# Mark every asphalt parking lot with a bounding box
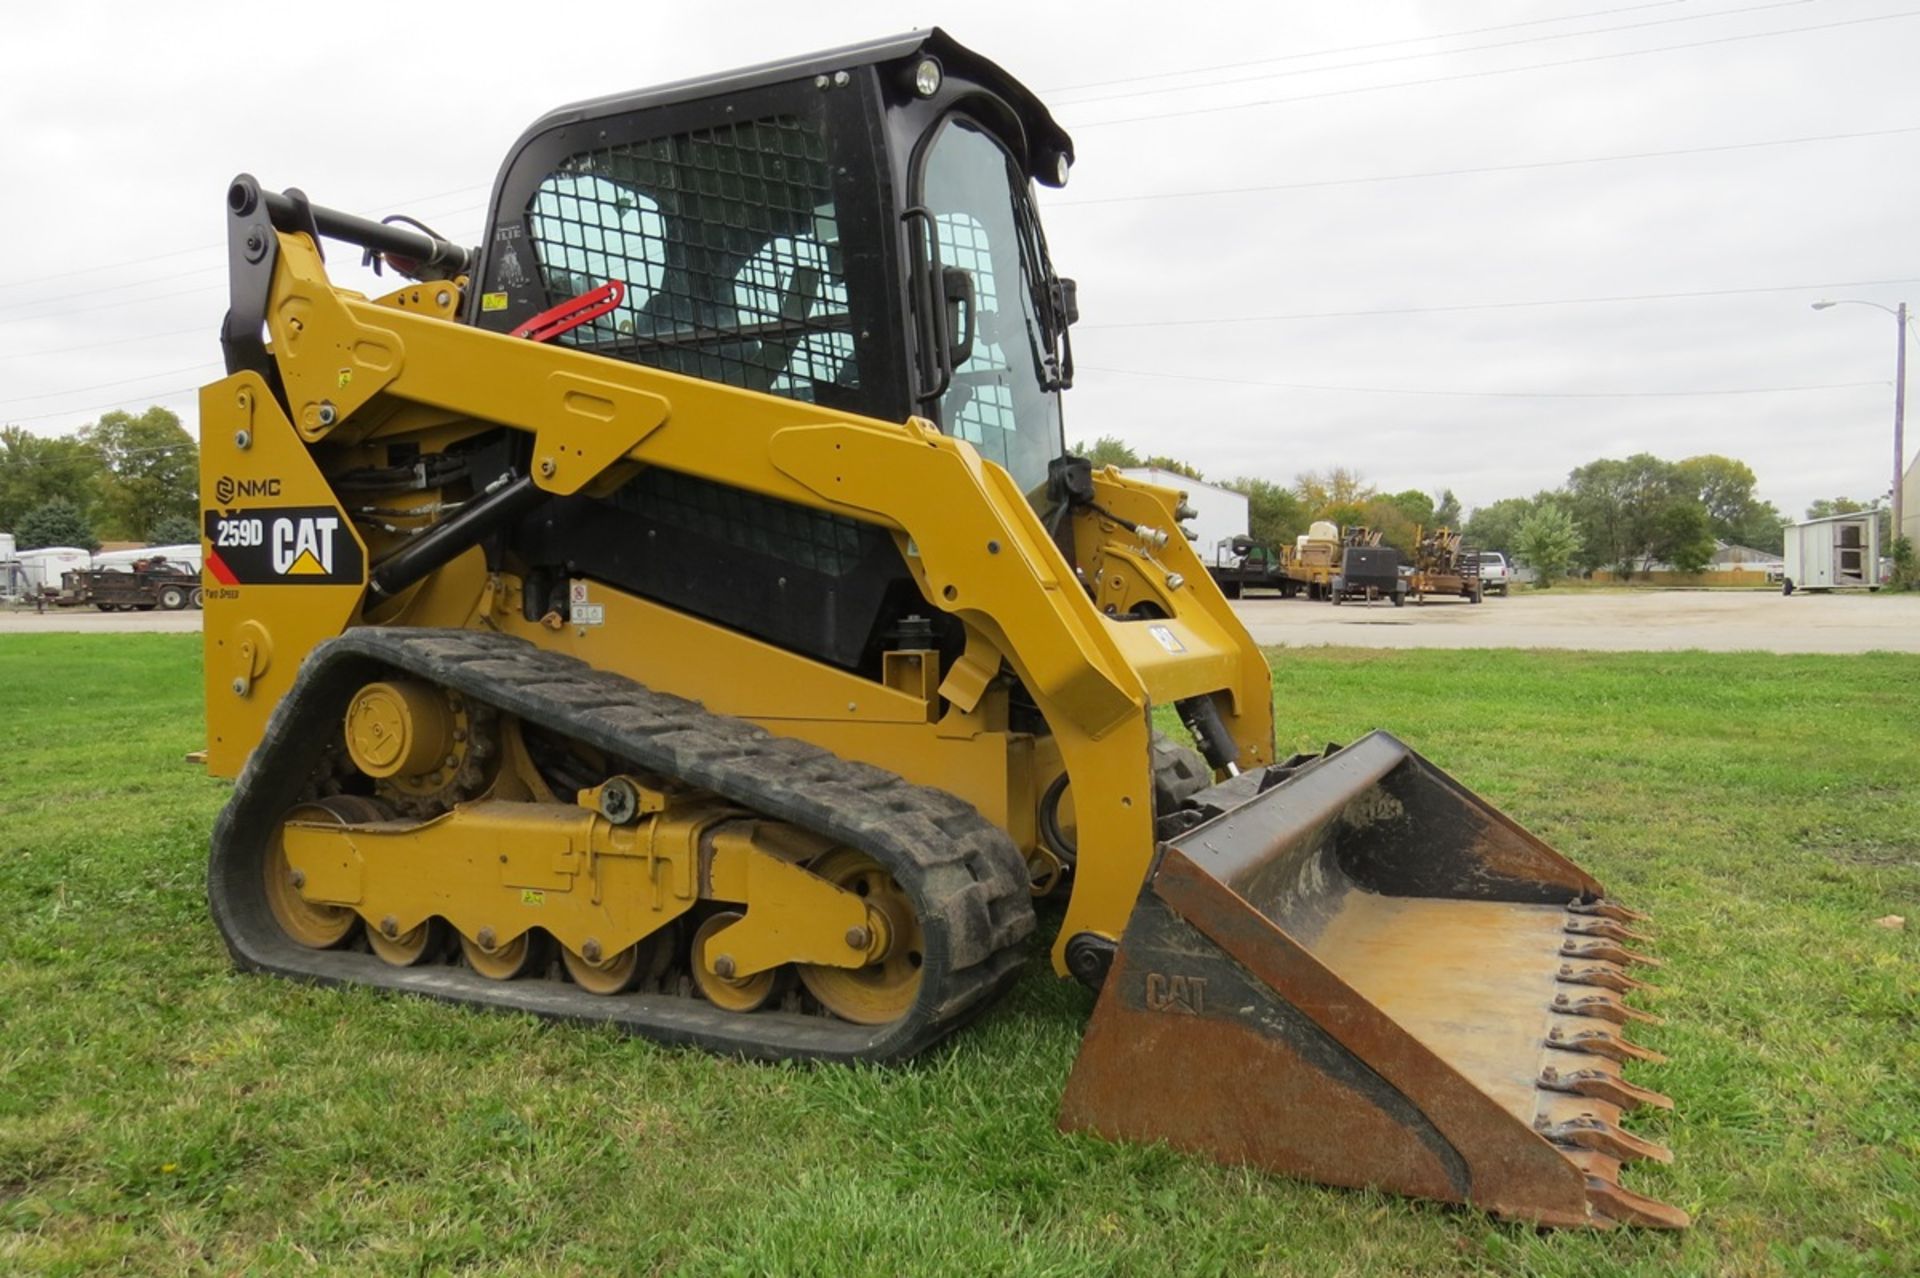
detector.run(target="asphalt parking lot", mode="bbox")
[5,589,1918,653]
[1231,587,1920,653]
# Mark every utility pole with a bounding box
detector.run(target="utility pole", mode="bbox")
[1895,302,1907,546]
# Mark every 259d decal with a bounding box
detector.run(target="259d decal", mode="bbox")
[204,507,364,586]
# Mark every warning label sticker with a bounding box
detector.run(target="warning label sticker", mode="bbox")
[1148,624,1187,654]
[569,579,605,627]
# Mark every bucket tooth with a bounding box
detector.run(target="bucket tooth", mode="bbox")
[1539,1065,1675,1112]
[1058,731,1688,1230]
[1583,1176,1691,1230]
[1550,991,1662,1025]
[1563,916,1652,944]
[1567,898,1649,924]
[1561,938,1662,968]
[1546,1024,1668,1065]
[1557,961,1658,996]
[1536,1114,1674,1165]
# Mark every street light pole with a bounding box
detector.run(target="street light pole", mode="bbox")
[1812,298,1911,546]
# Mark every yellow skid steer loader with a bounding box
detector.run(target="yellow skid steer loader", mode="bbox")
[198,31,1682,1228]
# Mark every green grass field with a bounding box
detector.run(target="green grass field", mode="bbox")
[1,636,1914,1276]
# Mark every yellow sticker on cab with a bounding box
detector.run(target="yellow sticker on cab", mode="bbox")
[482,292,510,312]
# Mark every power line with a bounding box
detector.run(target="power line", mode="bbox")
[1057,0,1813,109]
[1049,125,1920,207]
[0,182,490,292]
[3,283,228,325]
[9,263,227,312]
[1040,1,1690,94]
[1076,277,1920,330]
[1065,9,1920,130]
[1077,363,1886,400]
[4,385,204,425]
[0,200,490,320]
[0,363,224,410]
[0,325,208,365]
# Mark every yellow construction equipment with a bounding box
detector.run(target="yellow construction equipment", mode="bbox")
[198,31,1682,1228]
[1409,525,1487,604]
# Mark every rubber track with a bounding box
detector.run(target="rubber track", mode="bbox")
[208,627,1036,1063]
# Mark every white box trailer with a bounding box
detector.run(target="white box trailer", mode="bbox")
[15,547,92,594]
[1783,512,1880,593]
[93,543,203,574]
[1117,468,1250,564]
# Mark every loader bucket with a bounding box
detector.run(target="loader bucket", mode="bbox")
[1059,731,1686,1229]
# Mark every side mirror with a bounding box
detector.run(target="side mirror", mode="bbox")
[941,266,975,369]
[1054,277,1079,327]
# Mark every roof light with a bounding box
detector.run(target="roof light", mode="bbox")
[914,58,943,98]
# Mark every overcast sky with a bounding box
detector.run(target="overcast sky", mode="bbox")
[4,0,1917,521]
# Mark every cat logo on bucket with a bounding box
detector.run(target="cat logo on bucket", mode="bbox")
[203,505,364,587]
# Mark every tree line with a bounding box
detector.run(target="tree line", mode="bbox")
[1078,438,1463,564]
[1,408,199,551]
[1074,436,1897,587]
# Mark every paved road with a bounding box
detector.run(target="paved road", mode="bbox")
[5,590,1917,653]
[1231,588,1920,653]
[0,608,203,634]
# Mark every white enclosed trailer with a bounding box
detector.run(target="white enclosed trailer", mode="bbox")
[16,547,92,594]
[1782,512,1880,593]
[1117,468,1250,564]
[93,543,204,574]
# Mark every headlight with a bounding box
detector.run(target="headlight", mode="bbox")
[1054,152,1071,187]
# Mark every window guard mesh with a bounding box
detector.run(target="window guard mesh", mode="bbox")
[525,115,857,403]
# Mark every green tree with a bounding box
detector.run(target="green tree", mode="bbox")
[1431,489,1463,529]
[1142,455,1204,480]
[1673,454,1786,552]
[1805,497,1892,548]
[1226,477,1308,551]
[1318,500,1373,534]
[1566,454,1683,575]
[1514,503,1581,586]
[148,513,202,545]
[1729,501,1787,555]
[17,498,99,551]
[80,407,197,541]
[1674,455,1756,532]
[1381,489,1435,529]
[0,426,101,531]
[1073,435,1141,469]
[1652,500,1717,574]
[1360,497,1419,554]
[1294,467,1374,512]
[1462,495,1540,554]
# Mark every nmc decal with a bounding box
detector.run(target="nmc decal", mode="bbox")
[204,506,365,586]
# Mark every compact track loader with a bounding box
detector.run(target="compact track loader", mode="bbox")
[200,30,1683,1228]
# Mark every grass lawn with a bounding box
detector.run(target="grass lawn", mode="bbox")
[0,635,1914,1276]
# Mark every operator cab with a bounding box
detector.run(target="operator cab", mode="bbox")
[471,30,1075,498]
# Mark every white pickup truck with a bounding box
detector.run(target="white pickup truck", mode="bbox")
[1477,551,1512,596]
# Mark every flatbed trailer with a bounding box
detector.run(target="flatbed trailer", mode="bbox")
[1206,541,1298,599]
[59,565,203,612]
